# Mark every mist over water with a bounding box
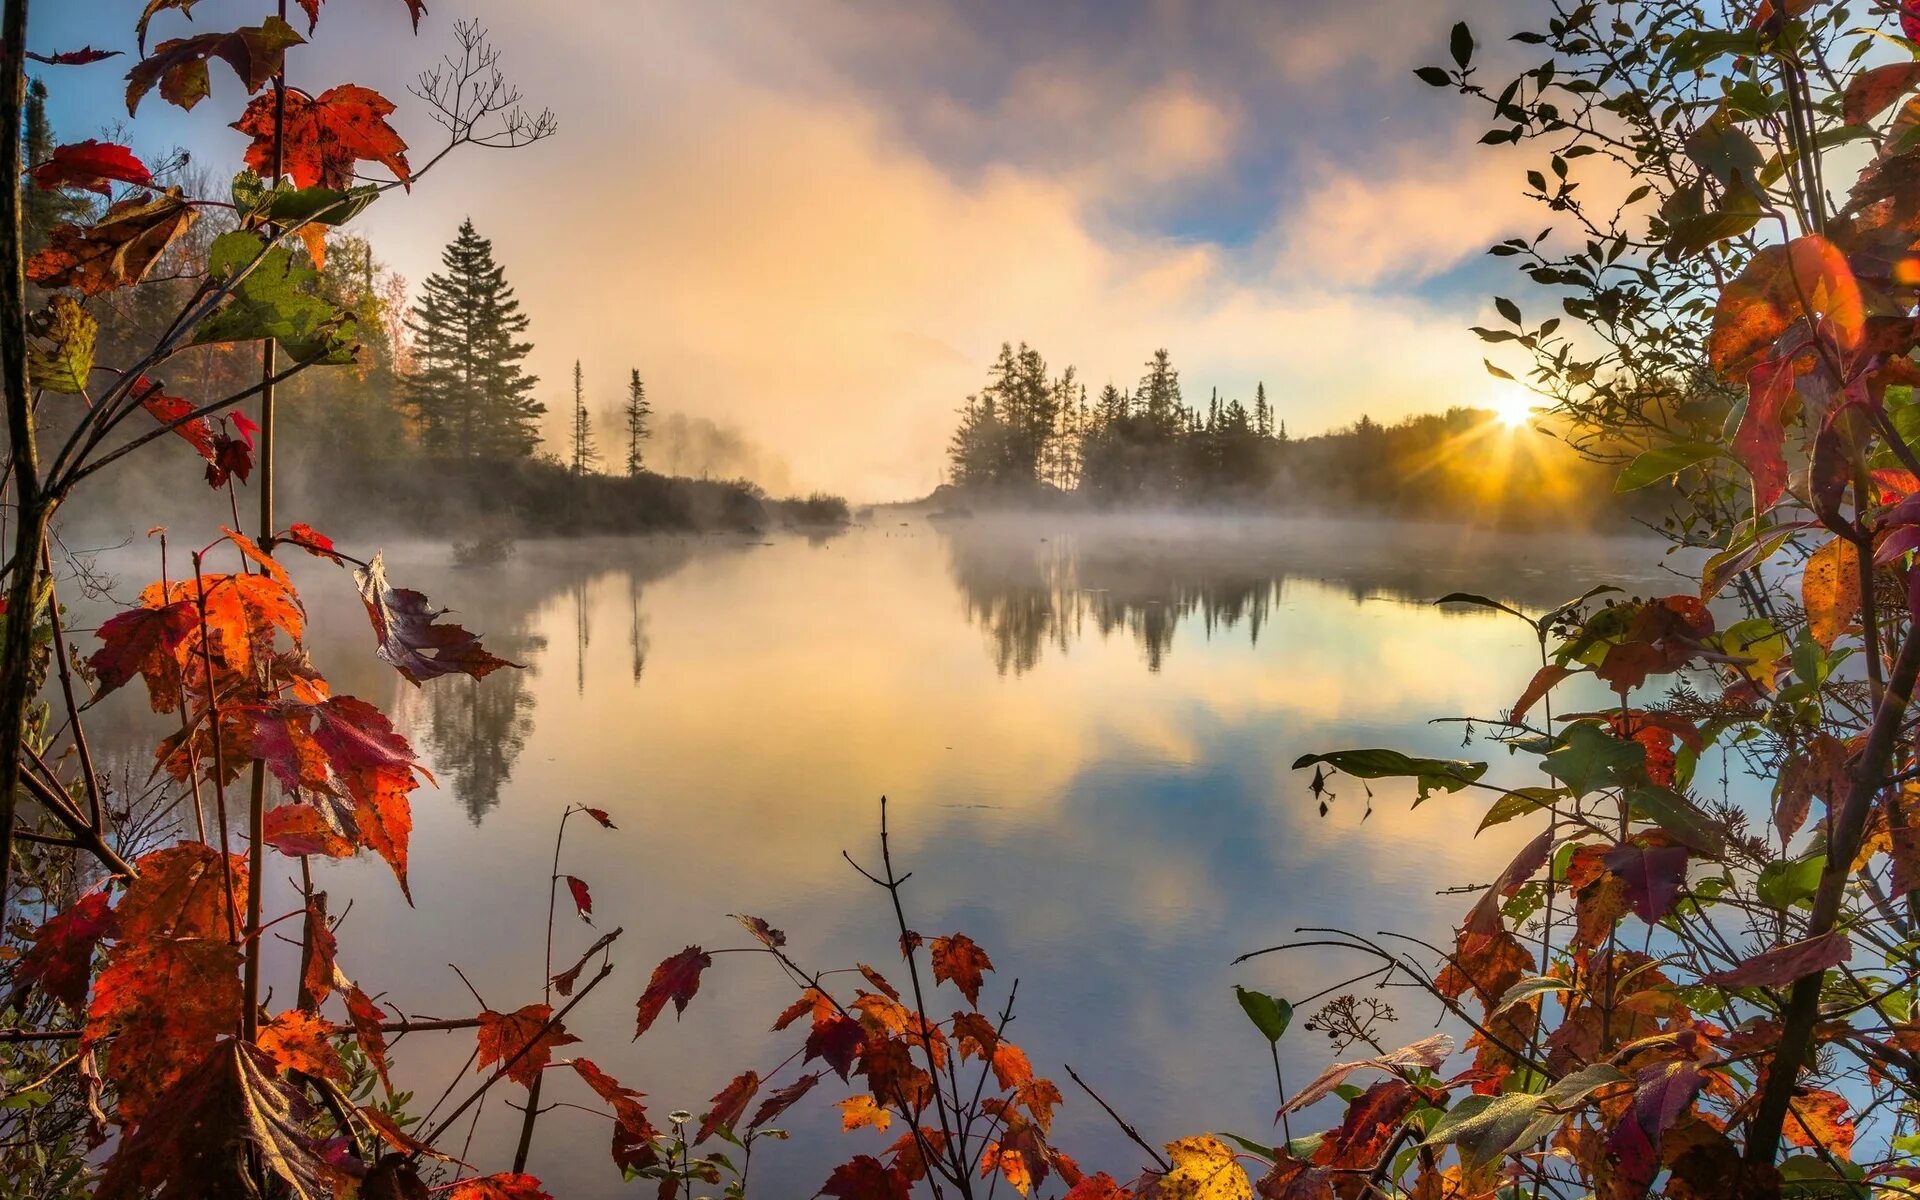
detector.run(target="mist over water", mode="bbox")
[70,514,1681,1195]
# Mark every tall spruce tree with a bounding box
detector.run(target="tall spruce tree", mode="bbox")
[624,369,651,475]
[404,219,544,459]
[570,360,598,474]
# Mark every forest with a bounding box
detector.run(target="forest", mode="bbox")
[9,1,1920,1199]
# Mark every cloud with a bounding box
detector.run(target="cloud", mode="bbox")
[51,0,1540,500]
[1264,137,1540,290]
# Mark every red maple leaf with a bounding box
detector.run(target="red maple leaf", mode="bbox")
[12,890,113,1010]
[820,1155,912,1200]
[33,141,153,196]
[28,47,123,66]
[696,1070,760,1144]
[564,875,593,923]
[634,946,711,1037]
[90,600,195,708]
[133,378,217,462]
[569,1058,657,1168]
[234,83,411,190]
[749,1072,819,1128]
[805,1014,867,1081]
[446,1174,554,1200]
[476,1003,580,1088]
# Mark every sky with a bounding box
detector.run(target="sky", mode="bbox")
[41,0,1546,500]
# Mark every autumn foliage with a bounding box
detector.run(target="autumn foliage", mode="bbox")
[18,1,1920,1199]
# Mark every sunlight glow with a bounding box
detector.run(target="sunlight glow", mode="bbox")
[1488,387,1535,429]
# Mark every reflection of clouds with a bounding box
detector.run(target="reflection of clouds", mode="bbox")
[75,525,1661,1193]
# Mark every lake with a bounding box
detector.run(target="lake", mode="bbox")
[74,513,1680,1195]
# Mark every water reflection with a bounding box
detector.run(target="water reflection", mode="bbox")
[420,628,542,822]
[66,516,1685,1197]
[941,514,1672,676]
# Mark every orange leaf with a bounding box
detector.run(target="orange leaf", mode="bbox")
[344,985,392,1094]
[930,933,993,1006]
[1709,236,1863,381]
[301,896,340,1003]
[257,1008,347,1082]
[476,1003,580,1089]
[85,938,243,1125]
[27,188,196,295]
[233,83,410,190]
[841,1094,893,1132]
[1785,1087,1856,1158]
[1802,536,1861,649]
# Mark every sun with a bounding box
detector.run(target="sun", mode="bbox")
[1488,387,1534,429]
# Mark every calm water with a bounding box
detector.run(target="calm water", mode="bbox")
[77,514,1680,1194]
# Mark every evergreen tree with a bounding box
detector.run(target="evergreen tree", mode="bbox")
[624,368,652,475]
[1254,381,1273,439]
[404,219,544,459]
[24,78,87,256]
[1135,348,1184,443]
[570,360,598,474]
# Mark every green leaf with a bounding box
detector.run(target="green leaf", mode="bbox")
[1616,442,1722,491]
[1424,1092,1556,1172]
[1627,786,1727,858]
[1414,66,1452,87]
[26,295,96,395]
[1478,787,1564,833]
[1542,722,1644,797]
[1234,986,1293,1044]
[191,229,359,364]
[1495,295,1522,325]
[1757,855,1824,910]
[1219,1132,1279,1162]
[1292,749,1487,803]
[232,171,379,229]
[1538,1063,1629,1107]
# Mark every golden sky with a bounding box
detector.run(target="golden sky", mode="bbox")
[50,0,1547,499]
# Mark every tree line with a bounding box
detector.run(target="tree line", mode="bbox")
[943,342,1643,525]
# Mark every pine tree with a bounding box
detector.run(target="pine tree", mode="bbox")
[1254,381,1273,439]
[623,369,652,475]
[570,360,598,474]
[404,219,544,459]
[1135,349,1183,443]
[23,78,86,256]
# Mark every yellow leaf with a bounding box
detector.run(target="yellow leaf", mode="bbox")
[839,1094,892,1133]
[1801,536,1859,650]
[1155,1135,1253,1200]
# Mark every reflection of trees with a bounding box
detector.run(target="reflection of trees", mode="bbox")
[629,576,649,682]
[425,629,543,823]
[952,535,1275,674]
[940,517,1668,675]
